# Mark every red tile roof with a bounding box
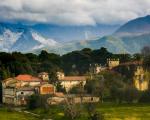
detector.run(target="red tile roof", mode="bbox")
[60,76,86,81]
[15,74,41,81]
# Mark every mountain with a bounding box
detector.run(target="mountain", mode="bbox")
[38,15,150,54]
[115,15,150,36]
[0,22,119,52]
[32,24,119,42]
[0,15,150,54]
[0,23,58,52]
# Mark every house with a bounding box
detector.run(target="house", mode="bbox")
[2,73,55,106]
[38,72,49,81]
[89,64,107,74]
[57,72,87,92]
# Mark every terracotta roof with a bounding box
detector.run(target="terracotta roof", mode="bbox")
[60,76,86,81]
[15,74,41,81]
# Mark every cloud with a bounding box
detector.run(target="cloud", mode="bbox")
[0,0,149,25]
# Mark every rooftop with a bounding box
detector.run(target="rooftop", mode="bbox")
[119,61,143,66]
[15,74,41,81]
[60,76,86,81]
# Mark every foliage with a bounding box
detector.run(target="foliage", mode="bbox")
[64,102,81,120]
[0,82,2,103]
[86,103,104,120]
[0,47,135,80]
[139,90,150,103]
[142,46,150,70]
[85,71,140,103]
[123,86,139,103]
[27,94,40,110]
[85,75,104,99]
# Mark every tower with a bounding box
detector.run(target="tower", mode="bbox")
[107,58,120,69]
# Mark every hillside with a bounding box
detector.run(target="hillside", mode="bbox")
[47,15,150,54]
[115,15,150,36]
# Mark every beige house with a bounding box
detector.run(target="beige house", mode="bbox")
[2,73,55,106]
[57,72,87,92]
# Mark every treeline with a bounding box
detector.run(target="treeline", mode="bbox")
[0,47,144,80]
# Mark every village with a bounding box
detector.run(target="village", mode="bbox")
[0,47,149,120]
[1,58,148,107]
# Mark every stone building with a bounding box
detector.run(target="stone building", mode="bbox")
[89,64,106,74]
[2,73,55,106]
[57,72,87,92]
[107,58,120,69]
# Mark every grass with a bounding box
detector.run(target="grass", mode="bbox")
[97,103,150,120]
[0,107,39,120]
[1,103,150,120]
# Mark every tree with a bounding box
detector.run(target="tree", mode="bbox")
[56,81,66,93]
[139,90,150,103]
[110,86,125,103]
[64,98,81,120]
[86,103,104,120]
[143,55,150,70]
[85,75,105,102]
[133,53,142,61]
[0,82,2,103]
[25,53,38,63]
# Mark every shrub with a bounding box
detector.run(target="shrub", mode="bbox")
[124,86,139,103]
[27,95,40,110]
[139,90,150,103]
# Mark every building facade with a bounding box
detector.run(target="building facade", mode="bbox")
[2,73,55,106]
[89,64,106,74]
[107,58,120,69]
[57,72,87,92]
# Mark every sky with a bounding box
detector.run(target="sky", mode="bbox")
[0,0,150,26]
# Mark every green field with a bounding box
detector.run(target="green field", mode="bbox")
[1,103,150,120]
[97,103,150,120]
[0,107,38,120]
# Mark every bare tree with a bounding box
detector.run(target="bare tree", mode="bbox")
[64,97,81,120]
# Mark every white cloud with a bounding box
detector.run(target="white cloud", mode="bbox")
[0,0,149,25]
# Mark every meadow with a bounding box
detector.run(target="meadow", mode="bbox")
[0,103,150,120]
[0,107,39,120]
